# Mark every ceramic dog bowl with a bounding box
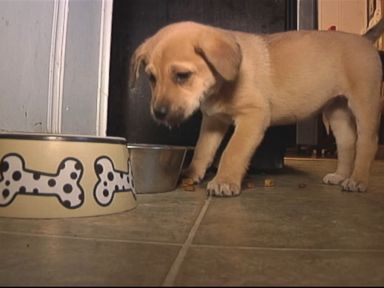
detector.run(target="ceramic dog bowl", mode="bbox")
[0,133,136,218]
[127,144,191,193]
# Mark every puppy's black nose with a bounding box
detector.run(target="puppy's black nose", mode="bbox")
[153,105,169,120]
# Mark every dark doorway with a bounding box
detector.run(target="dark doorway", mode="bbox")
[108,0,297,169]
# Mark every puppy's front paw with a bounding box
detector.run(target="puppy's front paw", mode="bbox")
[322,173,346,185]
[341,178,367,192]
[207,177,241,197]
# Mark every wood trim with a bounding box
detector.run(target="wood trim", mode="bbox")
[96,0,113,137]
[47,0,69,133]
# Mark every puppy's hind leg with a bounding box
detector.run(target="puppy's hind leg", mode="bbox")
[341,91,381,192]
[322,98,356,186]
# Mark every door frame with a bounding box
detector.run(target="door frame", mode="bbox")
[47,0,113,136]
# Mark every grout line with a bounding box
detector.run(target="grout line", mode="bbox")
[191,243,384,253]
[0,230,181,247]
[2,227,383,255]
[162,195,212,287]
[3,229,382,254]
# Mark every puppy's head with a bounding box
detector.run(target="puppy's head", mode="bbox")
[129,22,242,128]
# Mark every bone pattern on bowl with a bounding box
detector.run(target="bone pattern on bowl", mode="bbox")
[0,153,136,209]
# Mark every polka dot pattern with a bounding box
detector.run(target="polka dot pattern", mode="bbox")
[94,157,135,206]
[0,154,84,209]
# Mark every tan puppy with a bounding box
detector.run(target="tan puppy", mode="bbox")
[130,20,384,197]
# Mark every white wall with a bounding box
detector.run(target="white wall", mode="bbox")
[0,0,54,133]
[0,0,112,136]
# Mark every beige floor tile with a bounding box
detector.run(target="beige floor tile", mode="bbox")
[194,160,384,249]
[0,188,206,244]
[0,233,179,286]
[175,246,384,286]
[1,158,384,286]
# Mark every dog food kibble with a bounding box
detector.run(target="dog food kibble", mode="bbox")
[246,181,256,189]
[183,185,195,191]
[181,178,194,186]
[264,178,274,187]
[180,178,195,191]
[298,183,307,189]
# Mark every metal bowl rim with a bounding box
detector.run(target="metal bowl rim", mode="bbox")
[127,143,194,151]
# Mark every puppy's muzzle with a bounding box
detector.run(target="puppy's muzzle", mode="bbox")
[152,103,185,128]
[153,105,169,121]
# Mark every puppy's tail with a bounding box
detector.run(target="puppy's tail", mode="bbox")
[364,17,384,42]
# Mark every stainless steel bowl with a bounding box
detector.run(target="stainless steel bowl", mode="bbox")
[127,144,192,193]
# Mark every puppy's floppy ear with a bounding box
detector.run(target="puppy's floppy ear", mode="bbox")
[129,39,151,90]
[195,29,242,81]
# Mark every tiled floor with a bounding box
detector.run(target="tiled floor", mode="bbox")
[1,158,384,286]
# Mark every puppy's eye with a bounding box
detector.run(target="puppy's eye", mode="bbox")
[174,71,192,84]
[148,73,156,85]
